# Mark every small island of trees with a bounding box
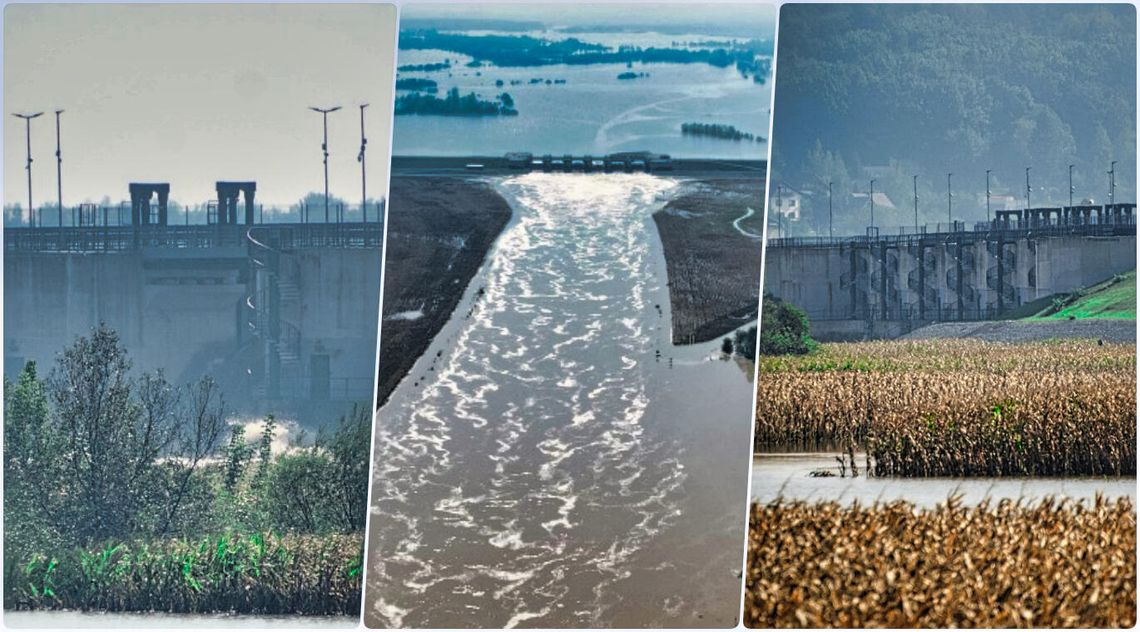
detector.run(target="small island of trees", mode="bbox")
[681,122,764,142]
[394,87,519,116]
[396,61,451,72]
[395,77,439,92]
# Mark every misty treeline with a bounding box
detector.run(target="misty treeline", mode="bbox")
[3,324,370,561]
[770,4,1136,236]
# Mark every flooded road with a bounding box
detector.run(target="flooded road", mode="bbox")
[752,453,1137,508]
[365,173,754,628]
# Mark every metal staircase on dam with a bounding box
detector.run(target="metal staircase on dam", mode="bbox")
[245,226,304,401]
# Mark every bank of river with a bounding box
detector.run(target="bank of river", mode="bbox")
[752,452,1136,508]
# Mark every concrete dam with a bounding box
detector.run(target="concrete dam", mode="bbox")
[4,185,383,423]
[764,204,1137,340]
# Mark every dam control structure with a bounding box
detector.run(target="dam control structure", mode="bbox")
[4,180,384,420]
[764,204,1137,340]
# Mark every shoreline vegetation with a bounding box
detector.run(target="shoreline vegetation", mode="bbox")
[395,87,518,116]
[9,533,362,614]
[653,178,765,344]
[4,327,370,615]
[754,339,1136,476]
[746,496,1137,627]
[398,30,772,83]
[682,122,764,143]
[375,177,513,407]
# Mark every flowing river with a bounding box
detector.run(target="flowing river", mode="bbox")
[365,173,754,628]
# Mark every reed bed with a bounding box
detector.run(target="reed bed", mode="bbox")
[5,532,363,615]
[745,496,1137,628]
[754,339,1136,476]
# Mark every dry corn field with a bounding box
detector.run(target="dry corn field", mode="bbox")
[745,496,1137,628]
[754,339,1136,476]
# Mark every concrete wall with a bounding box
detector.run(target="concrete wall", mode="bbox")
[764,232,1136,338]
[4,251,245,382]
[283,248,382,403]
[4,245,382,421]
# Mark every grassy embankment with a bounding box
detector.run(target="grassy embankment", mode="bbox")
[1009,270,1137,320]
[1034,270,1136,320]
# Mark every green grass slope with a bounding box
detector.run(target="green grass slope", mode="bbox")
[1028,270,1136,320]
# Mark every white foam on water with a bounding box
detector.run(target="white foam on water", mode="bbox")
[372,599,410,629]
[369,173,689,627]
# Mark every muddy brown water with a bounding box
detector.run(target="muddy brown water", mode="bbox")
[364,174,755,628]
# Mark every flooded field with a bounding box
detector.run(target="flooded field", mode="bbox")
[365,173,754,628]
[752,453,1136,508]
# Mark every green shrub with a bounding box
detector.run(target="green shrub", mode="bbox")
[759,295,816,355]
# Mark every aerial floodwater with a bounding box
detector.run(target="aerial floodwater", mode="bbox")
[393,35,770,159]
[366,174,754,628]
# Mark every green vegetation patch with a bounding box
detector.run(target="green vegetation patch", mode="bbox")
[1030,271,1136,320]
[8,532,362,614]
[4,325,372,614]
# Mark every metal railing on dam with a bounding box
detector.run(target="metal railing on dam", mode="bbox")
[3,222,383,253]
[768,216,1136,250]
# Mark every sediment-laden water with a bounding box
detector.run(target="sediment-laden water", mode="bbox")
[365,173,753,628]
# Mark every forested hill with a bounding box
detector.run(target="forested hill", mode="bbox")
[771,4,1136,233]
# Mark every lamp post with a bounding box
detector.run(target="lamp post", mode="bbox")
[1068,164,1074,209]
[985,169,992,224]
[358,103,369,222]
[947,172,953,226]
[1025,167,1031,210]
[309,105,342,223]
[913,175,919,232]
[828,181,833,239]
[54,110,64,227]
[869,179,876,234]
[776,183,783,237]
[1109,160,1117,207]
[12,112,44,226]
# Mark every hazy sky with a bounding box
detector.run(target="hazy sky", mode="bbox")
[4,4,396,208]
